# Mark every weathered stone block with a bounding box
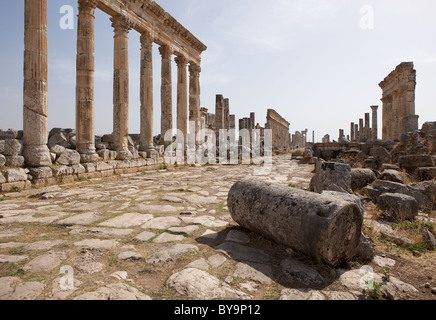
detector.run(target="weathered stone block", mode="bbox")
[1,180,31,192]
[52,165,74,177]
[415,167,436,182]
[29,167,53,179]
[96,162,114,171]
[351,168,376,192]
[97,150,110,161]
[0,154,6,168]
[32,177,57,187]
[49,145,66,156]
[0,140,5,154]
[48,132,69,149]
[228,178,363,266]
[56,150,80,166]
[380,169,404,184]
[0,129,18,140]
[3,168,28,182]
[310,161,352,194]
[399,155,434,173]
[4,139,23,156]
[377,193,419,222]
[0,172,5,184]
[71,164,86,175]
[83,163,96,173]
[5,156,25,167]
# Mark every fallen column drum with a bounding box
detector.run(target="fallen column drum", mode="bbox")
[227,178,363,266]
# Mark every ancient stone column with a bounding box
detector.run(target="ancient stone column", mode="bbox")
[228,178,363,266]
[111,15,133,160]
[159,45,173,146]
[370,105,378,141]
[75,0,99,163]
[215,95,224,130]
[359,119,364,141]
[364,113,371,141]
[23,0,51,167]
[350,122,355,142]
[139,32,158,158]
[175,56,188,146]
[224,99,230,130]
[189,63,201,145]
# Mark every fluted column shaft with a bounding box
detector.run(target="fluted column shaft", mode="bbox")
[159,45,173,145]
[23,0,51,167]
[139,33,156,156]
[189,63,201,145]
[111,15,132,160]
[175,56,188,145]
[76,0,98,160]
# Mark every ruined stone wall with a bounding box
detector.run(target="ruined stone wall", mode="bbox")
[379,62,418,141]
[266,109,290,152]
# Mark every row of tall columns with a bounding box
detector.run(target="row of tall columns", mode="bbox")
[348,105,379,142]
[23,0,202,166]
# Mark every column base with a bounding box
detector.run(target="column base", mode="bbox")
[116,148,133,160]
[23,145,52,167]
[80,153,100,164]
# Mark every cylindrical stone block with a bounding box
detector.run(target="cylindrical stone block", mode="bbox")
[228,178,363,266]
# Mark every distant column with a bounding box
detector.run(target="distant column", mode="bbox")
[355,124,359,142]
[111,15,133,160]
[175,56,188,146]
[359,119,364,141]
[75,0,99,163]
[23,0,51,167]
[350,122,355,142]
[189,63,201,144]
[364,113,371,141]
[370,105,378,141]
[139,32,158,158]
[159,45,173,146]
[215,95,224,130]
[224,99,230,130]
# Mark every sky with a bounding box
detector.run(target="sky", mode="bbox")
[0,0,435,142]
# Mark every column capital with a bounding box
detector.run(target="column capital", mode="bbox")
[78,0,98,14]
[189,63,201,76]
[175,56,188,68]
[111,15,134,33]
[370,105,379,111]
[159,45,173,60]
[140,32,154,48]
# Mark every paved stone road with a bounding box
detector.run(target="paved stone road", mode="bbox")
[0,155,419,300]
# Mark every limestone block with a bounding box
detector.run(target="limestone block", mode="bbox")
[310,161,352,194]
[350,168,376,191]
[83,163,96,173]
[50,145,66,156]
[377,193,419,222]
[0,172,5,184]
[97,149,110,161]
[56,149,80,166]
[415,167,436,182]
[0,154,6,168]
[0,140,5,154]
[0,130,18,140]
[71,164,86,175]
[29,167,53,179]
[411,181,436,211]
[4,139,23,156]
[399,155,434,173]
[52,165,74,177]
[228,178,363,266]
[1,181,32,192]
[3,168,28,182]
[23,145,52,167]
[48,132,69,149]
[5,156,25,167]
[380,170,404,184]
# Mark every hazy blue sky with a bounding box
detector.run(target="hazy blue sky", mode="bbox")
[0,0,435,142]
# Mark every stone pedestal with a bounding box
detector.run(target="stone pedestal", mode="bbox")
[111,15,133,160]
[76,0,99,162]
[23,0,51,167]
